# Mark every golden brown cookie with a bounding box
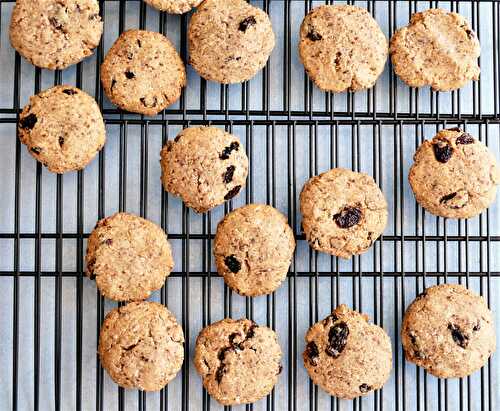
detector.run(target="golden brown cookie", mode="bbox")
[18,85,105,174]
[194,318,282,405]
[390,8,480,91]
[303,305,392,399]
[300,168,388,259]
[409,128,500,219]
[214,204,295,296]
[143,0,203,14]
[401,284,496,378]
[101,30,186,115]
[160,126,248,213]
[86,212,174,302]
[188,0,275,84]
[299,5,388,92]
[98,302,184,391]
[9,0,103,70]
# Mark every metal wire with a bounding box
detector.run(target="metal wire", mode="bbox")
[0,1,499,410]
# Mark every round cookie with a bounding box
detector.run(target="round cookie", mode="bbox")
[143,0,203,14]
[213,204,295,296]
[194,318,282,405]
[98,301,184,391]
[86,212,174,302]
[409,128,500,219]
[9,0,103,70]
[298,5,388,93]
[160,126,248,213]
[188,0,275,84]
[390,8,480,91]
[303,305,392,399]
[18,85,105,174]
[401,284,496,378]
[101,30,186,115]
[300,168,388,259]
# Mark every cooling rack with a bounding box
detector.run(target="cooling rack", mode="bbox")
[0,1,499,410]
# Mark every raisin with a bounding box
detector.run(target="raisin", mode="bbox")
[49,17,63,30]
[224,255,241,273]
[465,29,474,39]
[58,137,65,147]
[140,96,157,108]
[322,313,338,326]
[20,113,38,130]
[440,192,457,203]
[239,16,257,32]
[473,321,481,331]
[111,79,117,90]
[125,70,135,79]
[456,133,474,145]
[245,322,257,339]
[31,147,42,154]
[359,384,372,393]
[325,322,349,358]
[334,206,362,229]
[448,323,469,349]
[104,238,113,246]
[307,29,322,41]
[304,341,320,366]
[224,185,241,200]
[174,134,182,142]
[223,166,236,184]
[219,142,240,160]
[63,89,77,95]
[137,39,142,47]
[439,189,468,209]
[433,142,453,163]
[215,347,232,383]
[446,127,462,132]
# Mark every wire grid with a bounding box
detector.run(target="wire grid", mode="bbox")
[0,0,499,410]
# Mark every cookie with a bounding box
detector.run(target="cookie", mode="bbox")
[98,301,184,391]
[401,284,496,378]
[299,5,388,93]
[101,30,186,115]
[18,85,105,174]
[213,204,295,297]
[194,318,282,405]
[86,212,174,302]
[188,0,275,84]
[408,128,500,219]
[9,0,103,70]
[390,8,480,91]
[300,168,388,259]
[160,126,248,213]
[303,305,392,399]
[143,0,203,14]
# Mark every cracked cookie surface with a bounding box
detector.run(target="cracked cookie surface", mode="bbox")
[303,305,392,399]
[144,0,203,14]
[98,302,184,391]
[101,30,186,115]
[194,318,282,405]
[214,204,295,296]
[390,8,480,91]
[9,0,103,70]
[86,212,174,302]
[401,284,496,378]
[18,85,105,174]
[160,126,248,213]
[300,168,388,259]
[409,128,500,219]
[299,5,388,92]
[188,0,275,84]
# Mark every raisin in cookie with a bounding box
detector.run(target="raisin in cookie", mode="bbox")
[18,85,105,174]
[9,0,103,70]
[188,0,275,84]
[194,318,282,405]
[86,212,174,302]
[390,8,480,91]
[303,305,392,399]
[143,0,203,14]
[101,30,186,115]
[299,5,388,93]
[160,126,248,213]
[300,168,388,259]
[214,204,295,296]
[409,128,500,219]
[402,284,496,378]
[99,302,184,391]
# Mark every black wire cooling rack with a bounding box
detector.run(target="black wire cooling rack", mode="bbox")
[0,1,499,410]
